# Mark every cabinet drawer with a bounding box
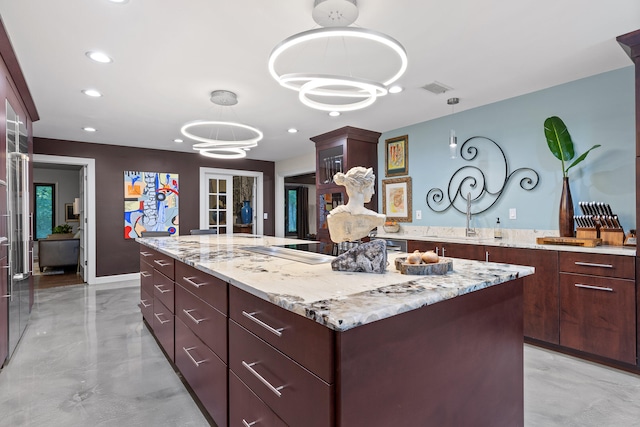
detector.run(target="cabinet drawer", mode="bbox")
[229,371,287,427]
[139,245,155,265]
[152,299,174,362]
[229,285,334,383]
[175,318,228,427]
[559,252,635,279]
[175,261,227,315]
[560,273,636,364]
[229,320,333,427]
[140,246,175,280]
[176,283,227,363]
[139,287,153,325]
[140,259,154,297]
[153,270,174,313]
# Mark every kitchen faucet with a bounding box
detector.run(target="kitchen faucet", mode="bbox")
[465,192,476,237]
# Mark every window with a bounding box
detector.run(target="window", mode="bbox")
[285,187,298,235]
[34,183,55,239]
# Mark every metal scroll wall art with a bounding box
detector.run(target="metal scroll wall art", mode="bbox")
[426,136,539,215]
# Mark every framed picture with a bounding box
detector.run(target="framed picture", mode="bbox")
[385,135,408,177]
[65,203,79,222]
[382,177,412,222]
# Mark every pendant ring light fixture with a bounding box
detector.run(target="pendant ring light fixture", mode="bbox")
[268,25,407,112]
[180,90,263,159]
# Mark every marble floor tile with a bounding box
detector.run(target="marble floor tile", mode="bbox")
[524,345,640,426]
[1,279,639,426]
[0,281,210,427]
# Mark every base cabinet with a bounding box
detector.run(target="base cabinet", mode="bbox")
[408,240,486,261]
[229,371,287,427]
[559,252,636,365]
[139,243,530,426]
[175,318,228,426]
[487,246,559,344]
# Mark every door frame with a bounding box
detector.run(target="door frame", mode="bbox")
[33,154,97,285]
[199,167,264,235]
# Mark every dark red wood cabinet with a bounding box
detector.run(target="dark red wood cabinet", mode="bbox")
[408,240,486,261]
[559,252,636,365]
[311,126,380,244]
[487,246,559,344]
[175,318,228,426]
[0,257,7,366]
[140,247,176,363]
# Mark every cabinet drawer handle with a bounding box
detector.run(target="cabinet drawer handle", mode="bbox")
[139,299,151,308]
[154,284,171,294]
[242,311,284,337]
[154,259,171,267]
[242,420,257,427]
[154,312,171,324]
[140,251,153,257]
[242,361,284,397]
[183,346,208,367]
[140,271,151,278]
[574,283,614,292]
[183,276,208,288]
[183,309,207,324]
[574,261,613,269]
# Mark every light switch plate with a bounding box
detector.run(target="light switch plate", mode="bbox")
[263,212,268,219]
[509,208,516,220]
[416,210,422,220]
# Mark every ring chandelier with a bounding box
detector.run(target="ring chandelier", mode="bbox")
[268,26,408,112]
[180,91,263,159]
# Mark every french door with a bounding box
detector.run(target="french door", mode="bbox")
[201,174,233,234]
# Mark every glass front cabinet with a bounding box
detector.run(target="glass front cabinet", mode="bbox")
[311,126,380,243]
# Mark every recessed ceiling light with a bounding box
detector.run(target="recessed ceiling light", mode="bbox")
[82,127,97,132]
[85,51,113,63]
[108,0,129,3]
[173,138,183,143]
[389,85,403,94]
[329,111,341,117]
[82,89,102,97]
[287,128,298,133]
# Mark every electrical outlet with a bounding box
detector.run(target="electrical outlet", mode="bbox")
[509,208,516,220]
[416,210,422,220]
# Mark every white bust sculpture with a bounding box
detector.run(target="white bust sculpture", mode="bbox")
[327,166,386,243]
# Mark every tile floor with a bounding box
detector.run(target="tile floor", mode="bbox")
[0,281,639,426]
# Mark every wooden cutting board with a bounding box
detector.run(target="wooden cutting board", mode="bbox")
[536,236,602,247]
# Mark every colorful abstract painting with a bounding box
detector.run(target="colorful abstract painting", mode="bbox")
[124,171,179,239]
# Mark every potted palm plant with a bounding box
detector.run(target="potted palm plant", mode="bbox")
[543,116,600,237]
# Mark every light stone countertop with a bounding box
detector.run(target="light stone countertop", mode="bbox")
[375,226,636,257]
[138,234,534,331]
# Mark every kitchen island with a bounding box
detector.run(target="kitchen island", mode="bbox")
[139,234,534,427]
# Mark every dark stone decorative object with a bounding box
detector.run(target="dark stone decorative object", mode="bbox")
[331,239,387,273]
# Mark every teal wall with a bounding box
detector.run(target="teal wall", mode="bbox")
[379,66,635,232]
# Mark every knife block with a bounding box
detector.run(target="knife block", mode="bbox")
[600,229,625,246]
[576,227,598,240]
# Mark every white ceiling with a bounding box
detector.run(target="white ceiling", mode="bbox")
[0,0,638,163]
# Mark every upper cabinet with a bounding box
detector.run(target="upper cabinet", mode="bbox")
[310,126,380,243]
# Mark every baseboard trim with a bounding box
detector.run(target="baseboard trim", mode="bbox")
[90,272,140,285]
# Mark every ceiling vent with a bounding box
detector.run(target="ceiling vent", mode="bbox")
[422,81,453,95]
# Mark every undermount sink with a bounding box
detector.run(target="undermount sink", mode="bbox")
[241,245,335,265]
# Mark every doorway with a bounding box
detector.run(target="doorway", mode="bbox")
[284,173,316,240]
[33,155,96,285]
[199,167,264,235]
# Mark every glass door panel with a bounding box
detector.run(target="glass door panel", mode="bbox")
[206,176,232,234]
